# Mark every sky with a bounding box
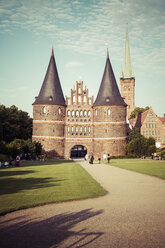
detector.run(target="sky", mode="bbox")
[0,0,165,118]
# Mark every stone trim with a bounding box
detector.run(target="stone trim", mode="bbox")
[33,120,65,124]
[32,135,65,139]
[65,136,127,140]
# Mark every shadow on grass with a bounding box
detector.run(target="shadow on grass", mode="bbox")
[20,159,75,168]
[0,170,36,177]
[0,208,104,248]
[0,177,65,195]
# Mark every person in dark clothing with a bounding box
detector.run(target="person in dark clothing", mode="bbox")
[107,153,110,163]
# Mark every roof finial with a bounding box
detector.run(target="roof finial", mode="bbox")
[52,46,54,56]
[107,47,109,59]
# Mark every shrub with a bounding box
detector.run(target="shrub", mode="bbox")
[0,154,9,162]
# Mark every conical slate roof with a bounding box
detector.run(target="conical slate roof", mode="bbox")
[120,29,134,79]
[94,51,127,106]
[33,49,66,106]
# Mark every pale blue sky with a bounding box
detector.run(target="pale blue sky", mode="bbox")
[0,0,165,117]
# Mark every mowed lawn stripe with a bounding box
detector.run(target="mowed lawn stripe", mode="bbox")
[0,160,107,215]
[109,159,165,179]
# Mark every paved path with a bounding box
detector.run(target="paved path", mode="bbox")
[0,160,165,248]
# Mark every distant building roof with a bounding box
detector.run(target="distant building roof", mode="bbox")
[33,49,66,106]
[134,109,149,128]
[159,117,165,124]
[94,50,127,107]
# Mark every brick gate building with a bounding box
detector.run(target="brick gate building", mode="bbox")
[32,49,127,158]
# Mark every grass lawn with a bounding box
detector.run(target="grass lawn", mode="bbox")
[0,160,107,215]
[109,159,165,179]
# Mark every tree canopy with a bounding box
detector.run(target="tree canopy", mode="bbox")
[0,105,32,143]
[126,128,156,157]
[129,106,149,119]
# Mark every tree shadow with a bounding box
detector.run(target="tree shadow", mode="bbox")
[0,170,35,177]
[0,177,65,195]
[21,159,75,168]
[0,208,104,248]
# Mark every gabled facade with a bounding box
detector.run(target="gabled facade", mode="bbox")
[32,50,127,158]
[134,107,165,148]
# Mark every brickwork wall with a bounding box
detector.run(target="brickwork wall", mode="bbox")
[32,104,66,157]
[120,78,135,119]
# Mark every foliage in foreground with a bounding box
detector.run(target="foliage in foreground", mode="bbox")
[126,129,156,157]
[0,160,107,215]
[0,139,42,160]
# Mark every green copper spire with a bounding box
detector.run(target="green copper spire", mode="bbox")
[120,29,134,79]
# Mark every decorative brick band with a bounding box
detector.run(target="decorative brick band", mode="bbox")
[33,120,65,124]
[32,135,65,139]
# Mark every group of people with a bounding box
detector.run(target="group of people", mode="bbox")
[84,153,111,164]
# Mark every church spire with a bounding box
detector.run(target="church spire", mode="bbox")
[33,49,66,106]
[120,28,134,79]
[94,50,126,106]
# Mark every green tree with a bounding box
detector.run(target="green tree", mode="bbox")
[129,106,149,119]
[0,105,32,143]
[126,129,156,157]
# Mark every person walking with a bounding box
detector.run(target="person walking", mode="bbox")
[98,154,101,164]
[107,153,110,163]
[103,154,106,163]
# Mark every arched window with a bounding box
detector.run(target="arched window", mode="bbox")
[84,110,87,116]
[80,110,83,116]
[73,95,75,103]
[84,127,87,134]
[107,108,111,116]
[58,108,61,114]
[71,127,74,133]
[83,96,86,103]
[43,106,46,114]
[67,110,70,117]
[78,88,81,93]
[89,99,92,105]
[88,110,91,116]
[76,110,79,117]
[76,127,78,133]
[67,127,70,133]
[78,95,81,102]
[88,127,91,133]
[72,110,75,116]
[80,127,82,133]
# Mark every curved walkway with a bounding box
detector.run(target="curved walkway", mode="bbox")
[0,160,165,248]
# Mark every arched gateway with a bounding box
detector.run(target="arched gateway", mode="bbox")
[70,145,87,158]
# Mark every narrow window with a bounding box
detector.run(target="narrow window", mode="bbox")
[76,110,79,117]
[72,110,75,117]
[84,127,87,133]
[58,108,61,114]
[67,110,70,117]
[80,110,83,116]
[83,96,86,103]
[68,99,70,105]
[84,110,87,116]
[78,95,81,102]
[107,108,111,116]
[73,95,75,103]
[88,110,91,117]
[43,106,46,114]
[78,88,81,93]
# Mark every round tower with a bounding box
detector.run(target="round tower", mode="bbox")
[93,50,127,157]
[32,49,66,158]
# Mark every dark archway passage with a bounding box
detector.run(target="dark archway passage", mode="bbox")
[70,145,87,158]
